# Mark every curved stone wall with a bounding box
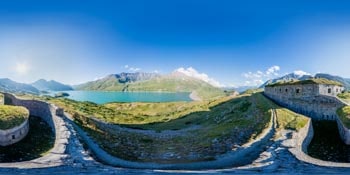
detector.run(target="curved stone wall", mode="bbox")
[0,93,69,168]
[0,119,29,146]
[289,119,350,167]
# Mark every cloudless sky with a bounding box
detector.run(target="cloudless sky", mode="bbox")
[1,0,350,86]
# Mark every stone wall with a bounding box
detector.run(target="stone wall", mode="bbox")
[0,119,29,146]
[335,116,350,144]
[4,94,55,132]
[264,84,350,145]
[264,84,345,120]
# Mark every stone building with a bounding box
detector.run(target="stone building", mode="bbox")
[264,78,345,120]
[264,78,350,144]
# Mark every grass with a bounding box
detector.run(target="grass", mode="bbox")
[337,106,350,128]
[275,108,309,131]
[0,116,55,162]
[266,78,343,87]
[337,91,350,104]
[46,94,235,125]
[71,92,275,163]
[0,105,29,130]
[13,91,310,163]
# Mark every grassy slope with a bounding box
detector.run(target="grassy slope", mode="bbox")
[48,95,234,125]
[337,91,350,128]
[126,75,225,100]
[275,108,309,131]
[72,92,275,162]
[337,106,350,128]
[266,78,343,87]
[0,105,29,130]
[76,74,225,100]
[337,92,350,104]
[15,92,309,162]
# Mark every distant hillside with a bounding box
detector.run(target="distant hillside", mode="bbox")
[260,73,350,90]
[0,78,39,94]
[32,79,73,91]
[259,72,312,88]
[74,72,160,91]
[75,72,225,100]
[314,73,350,90]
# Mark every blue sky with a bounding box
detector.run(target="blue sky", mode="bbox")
[0,0,350,86]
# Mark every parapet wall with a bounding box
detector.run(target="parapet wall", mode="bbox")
[264,85,350,144]
[265,85,345,120]
[4,94,55,131]
[0,119,29,146]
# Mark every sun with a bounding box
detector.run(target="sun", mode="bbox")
[15,62,29,74]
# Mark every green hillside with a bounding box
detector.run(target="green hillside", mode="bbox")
[75,73,226,100]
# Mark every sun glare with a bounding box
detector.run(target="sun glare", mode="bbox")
[15,62,29,74]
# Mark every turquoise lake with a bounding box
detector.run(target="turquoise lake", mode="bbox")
[53,91,192,104]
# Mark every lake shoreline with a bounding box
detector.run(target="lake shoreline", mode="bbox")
[49,90,193,104]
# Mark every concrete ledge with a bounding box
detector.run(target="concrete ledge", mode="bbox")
[289,119,350,168]
[0,118,29,146]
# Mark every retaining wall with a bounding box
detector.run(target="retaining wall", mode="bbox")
[0,93,69,168]
[289,118,350,167]
[264,87,350,145]
[0,119,29,146]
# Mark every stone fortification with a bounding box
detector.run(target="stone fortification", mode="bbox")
[264,82,350,144]
[0,119,29,146]
[264,83,344,120]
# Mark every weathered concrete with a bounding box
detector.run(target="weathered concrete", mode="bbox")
[264,83,350,144]
[0,118,29,146]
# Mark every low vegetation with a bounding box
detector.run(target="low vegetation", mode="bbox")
[275,108,309,131]
[46,95,234,125]
[337,106,350,128]
[266,78,343,87]
[337,91,350,104]
[13,91,309,163]
[70,92,275,162]
[0,105,29,130]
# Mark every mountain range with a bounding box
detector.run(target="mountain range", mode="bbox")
[0,78,40,94]
[0,78,73,94]
[1,72,349,97]
[75,71,225,100]
[32,79,73,91]
[260,72,350,90]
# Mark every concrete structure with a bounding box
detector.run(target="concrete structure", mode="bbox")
[0,118,29,146]
[264,81,350,144]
